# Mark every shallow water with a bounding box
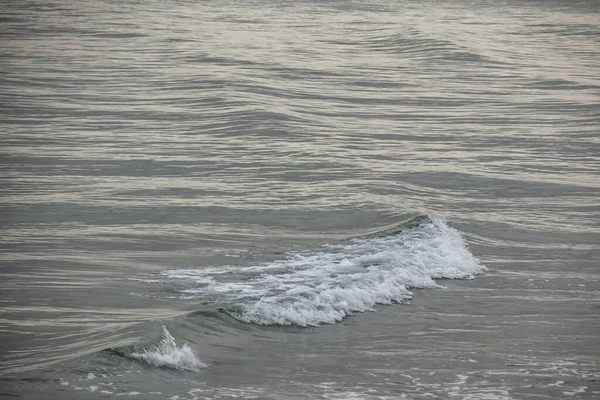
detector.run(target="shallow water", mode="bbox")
[1,0,599,398]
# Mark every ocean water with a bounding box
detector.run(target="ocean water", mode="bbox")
[1,0,599,398]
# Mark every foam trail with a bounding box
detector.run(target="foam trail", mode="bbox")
[110,326,205,371]
[164,218,486,327]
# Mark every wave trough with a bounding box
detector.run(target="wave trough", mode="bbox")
[164,218,486,327]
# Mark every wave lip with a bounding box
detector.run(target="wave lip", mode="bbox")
[165,218,486,327]
[109,326,205,371]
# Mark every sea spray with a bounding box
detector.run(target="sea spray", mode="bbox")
[109,326,205,371]
[163,218,486,327]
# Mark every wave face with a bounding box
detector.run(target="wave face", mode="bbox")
[163,218,486,327]
[109,326,205,372]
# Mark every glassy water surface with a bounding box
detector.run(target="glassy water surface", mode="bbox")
[1,0,599,398]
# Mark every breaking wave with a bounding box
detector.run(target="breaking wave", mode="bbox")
[109,326,205,371]
[163,217,486,327]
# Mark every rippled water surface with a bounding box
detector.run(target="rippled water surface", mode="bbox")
[1,0,599,398]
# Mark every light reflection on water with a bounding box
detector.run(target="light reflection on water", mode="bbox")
[0,0,599,395]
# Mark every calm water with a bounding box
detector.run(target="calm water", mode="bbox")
[1,0,599,398]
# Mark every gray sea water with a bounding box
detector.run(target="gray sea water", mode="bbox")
[1,0,599,398]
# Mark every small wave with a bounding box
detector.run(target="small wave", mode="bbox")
[164,218,486,327]
[109,326,205,371]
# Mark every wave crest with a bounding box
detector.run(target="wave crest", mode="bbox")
[164,218,486,327]
[109,326,205,371]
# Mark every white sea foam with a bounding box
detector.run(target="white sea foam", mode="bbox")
[164,218,486,326]
[123,326,206,372]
